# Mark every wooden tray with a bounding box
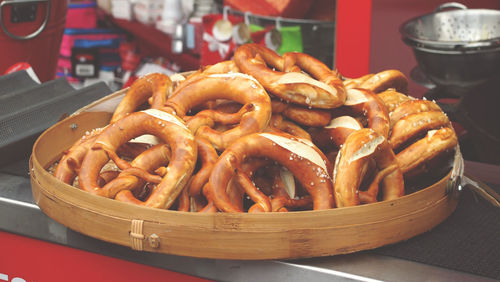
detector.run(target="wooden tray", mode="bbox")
[29,90,459,260]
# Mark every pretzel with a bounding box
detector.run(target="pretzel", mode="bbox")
[324,116,363,147]
[271,99,332,127]
[377,89,412,113]
[177,188,208,212]
[343,74,374,89]
[79,110,197,209]
[333,128,404,207]
[97,170,120,187]
[164,73,272,150]
[234,43,346,109]
[219,156,313,213]
[389,111,451,151]
[173,60,240,96]
[396,127,458,175]
[177,187,191,212]
[343,88,390,138]
[249,165,313,212]
[100,144,171,198]
[53,127,156,186]
[266,114,312,140]
[186,103,255,133]
[389,99,442,127]
[111,73,173,123]
[187,137,219,197]
[358,69,408,94]
[54,127,104,184]
[208,132,334,212]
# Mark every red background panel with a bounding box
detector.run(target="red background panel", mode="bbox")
[0,231,211,282]
[334,0,372,78]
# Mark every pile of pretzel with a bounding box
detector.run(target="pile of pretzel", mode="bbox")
[52,43,458,212]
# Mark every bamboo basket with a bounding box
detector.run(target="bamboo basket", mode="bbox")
[29,89,459,260]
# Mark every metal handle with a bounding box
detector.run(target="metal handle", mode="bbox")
[434,2,467,12]
[453,39,500,51]
[0,0,51,40]
[446,147,500,207]
[462,174,500,208]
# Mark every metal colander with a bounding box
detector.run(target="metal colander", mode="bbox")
[400,2,500,88]
[401,2,500,52]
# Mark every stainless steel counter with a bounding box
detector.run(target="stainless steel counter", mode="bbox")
[0,158,497,282]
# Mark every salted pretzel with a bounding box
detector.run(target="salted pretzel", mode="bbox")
[387,99,457,176]
[54,127,104,185]
[217,157,274,212]
[53,127,156,185]
[100,144,171,198]
[265,114,312,140]
[333,128,404,207]
[358,69,408,94]
[343,88,390,138]
[248,165,313,212]
[185,102,255,133]
[343,74,374,89]
[173,60,240,96]
[308,116,362,153]
[377,89,413,113]
[269,172,313,212]
[234,43,346,109]
[164,73,272,150]
[271,99,332,127]
[187,137,219,197]
[177,188,209,212]
[389,99,443,127]
[78,109,197,209]
[396,127,458,175]
[389,110,451,151]
[97,170,121,187]
[111,73,173,123]
[208,132,334,212]
[234,161,314,212]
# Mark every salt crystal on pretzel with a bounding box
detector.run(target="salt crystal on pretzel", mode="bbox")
[260,133,328,173]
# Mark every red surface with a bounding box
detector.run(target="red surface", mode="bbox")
[335,0,372,77]
[0,0,67,82]
[0,231,211,282]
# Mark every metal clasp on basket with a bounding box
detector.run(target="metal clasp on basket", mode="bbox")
[148,234,160,249]
[446,146,464,199]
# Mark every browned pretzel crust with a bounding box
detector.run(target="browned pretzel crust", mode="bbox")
[359,69,408,94]
[208,132,334,212]
[396,127,458,174]
[79,110,197,209]
[344,88,390,138]
[333,129,404,207]
[111,73,173,123]
[101,144,171,198]
[234,43,346,109]
[165,73,272,150]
